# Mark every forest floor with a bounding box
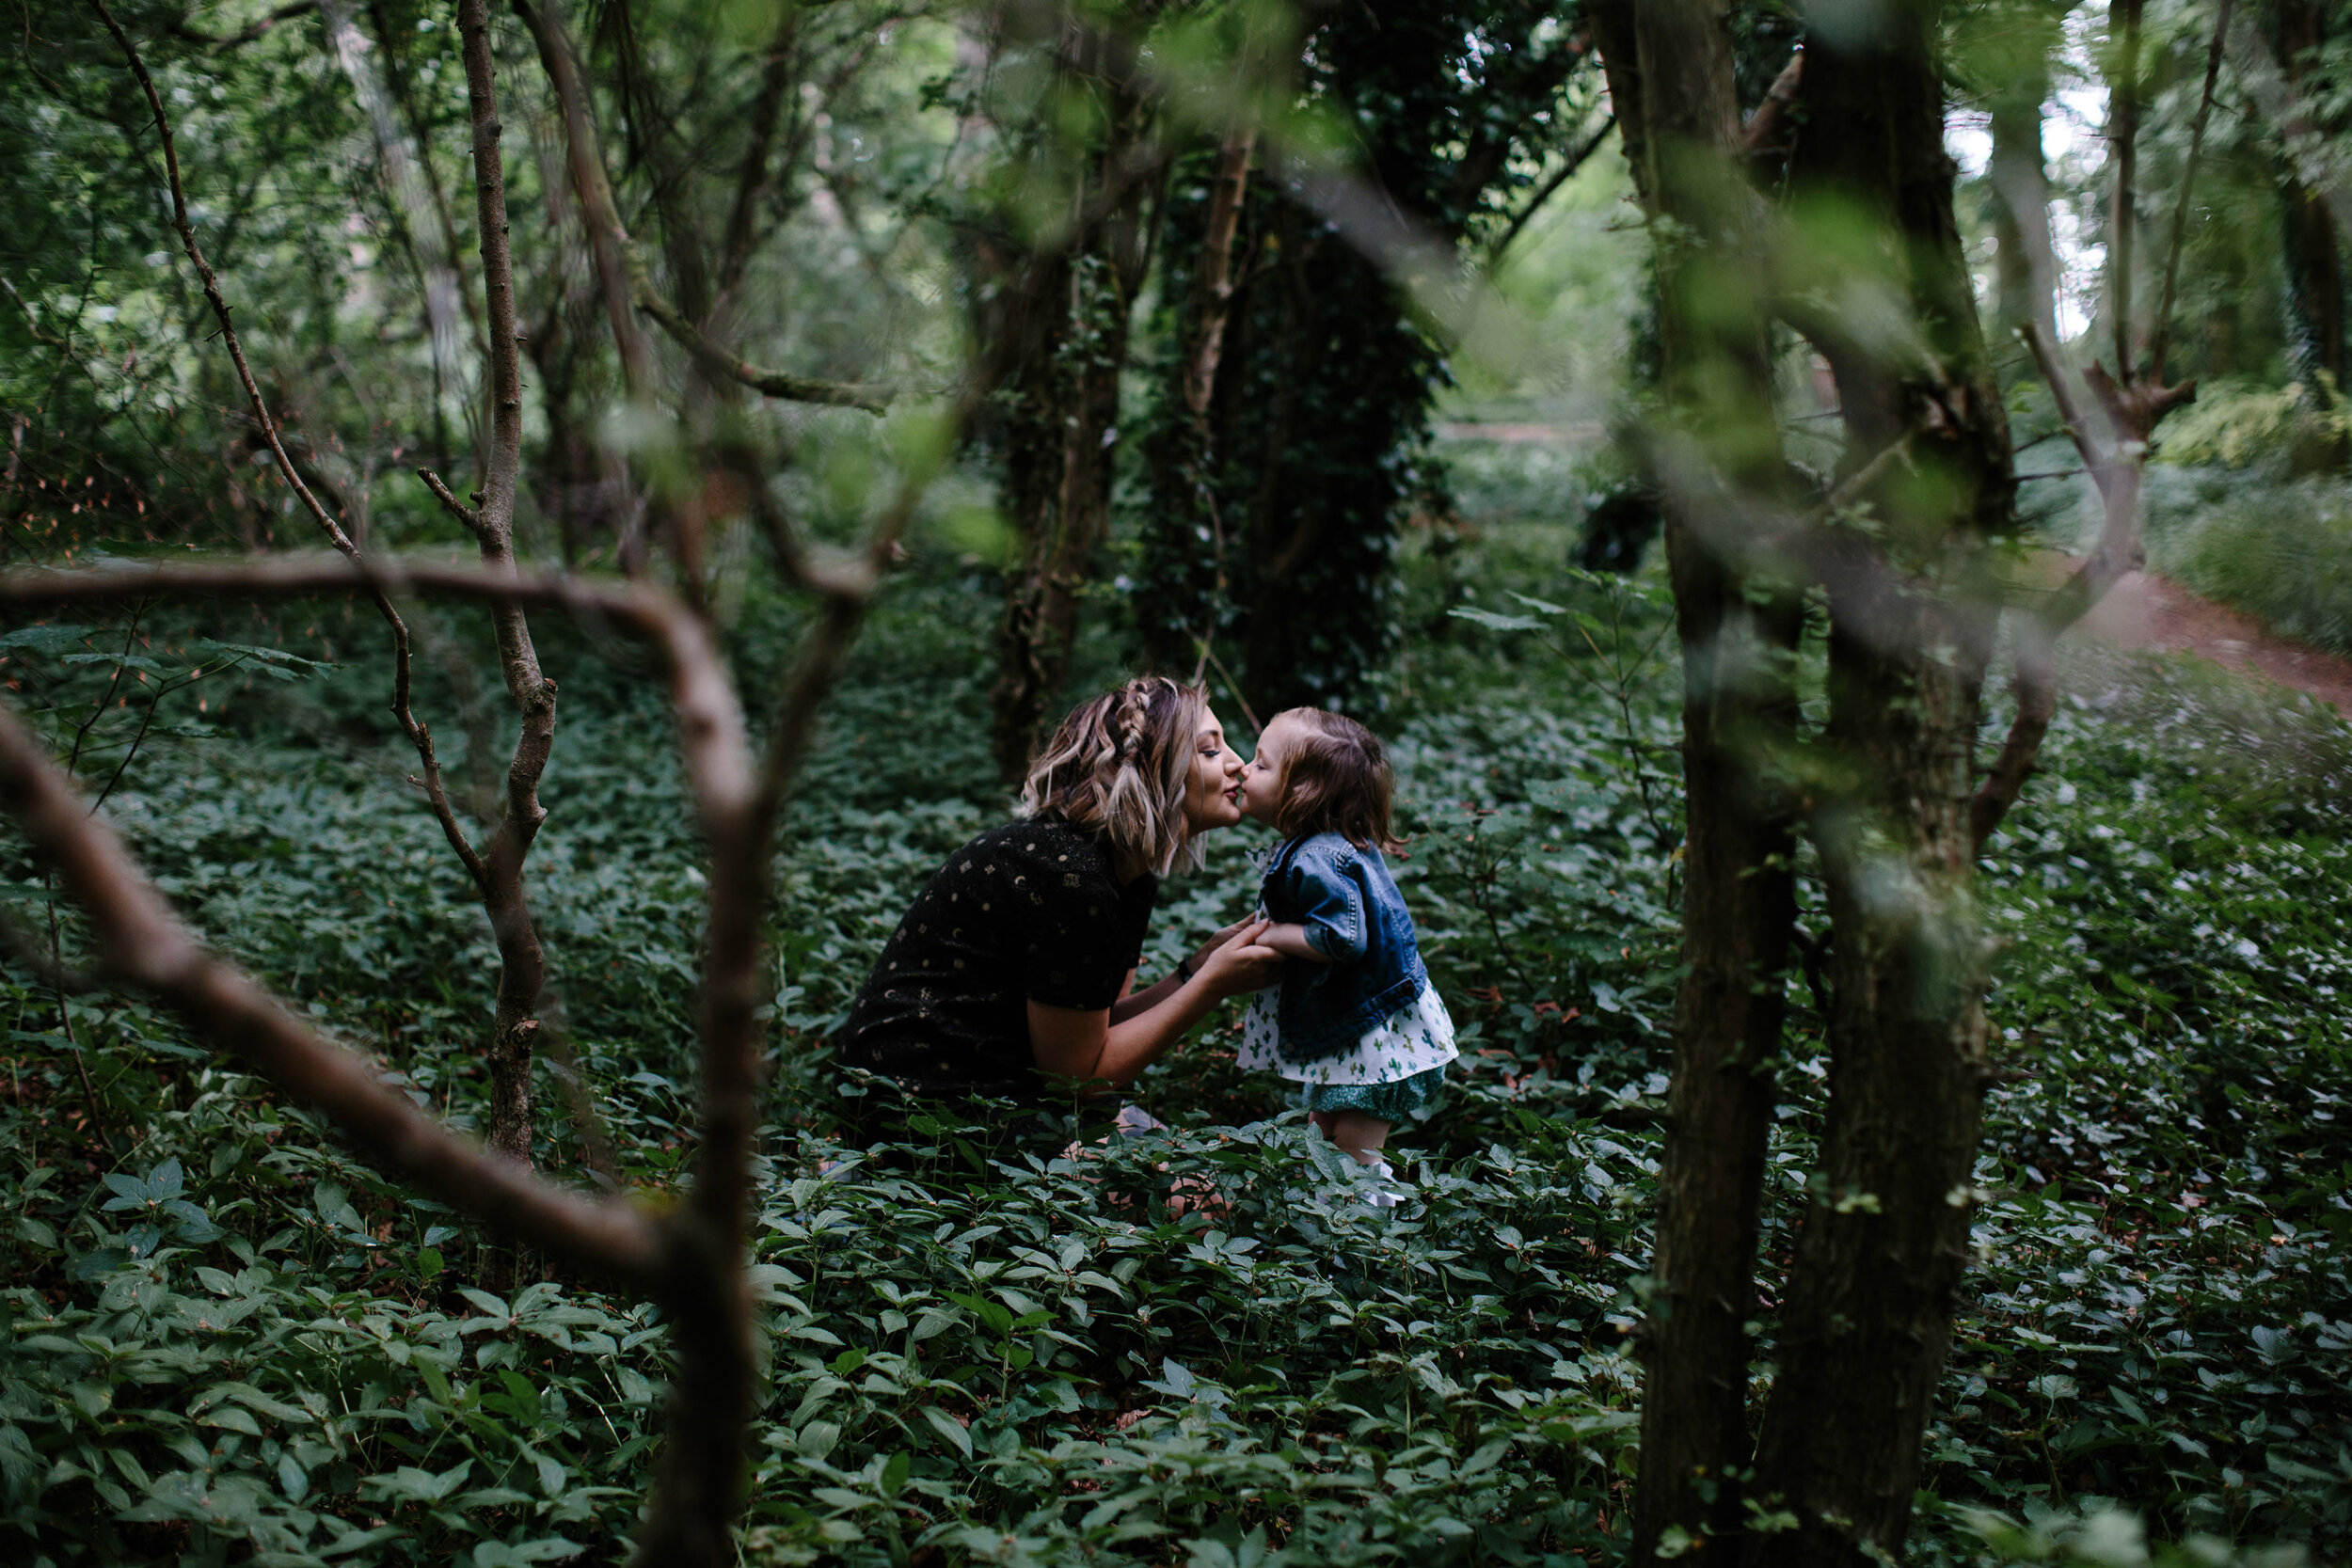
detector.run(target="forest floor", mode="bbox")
[2080,566,2352,715]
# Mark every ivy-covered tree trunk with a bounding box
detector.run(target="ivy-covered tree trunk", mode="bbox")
[1135,1,1593,718]
[1745,1,2017,1559]
[1135,131,1254,682]
[2275,1,2347,395]
[1591,1,1800,1557]
[989,42,1156,780]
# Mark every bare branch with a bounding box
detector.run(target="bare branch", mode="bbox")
[512,0,656,399]
[88,0,356,562]
[171,0,317,48]
[634,282,897,412]
[714,2,803,305]
[2152,0,2234,385]
[2019,321,2109,486]
[1739,48,1804,157]
[0,698,672,1286]
[511,0,889,418]
[0,559,754,841]
[1486,116,1614,267]
[418,466,489,543]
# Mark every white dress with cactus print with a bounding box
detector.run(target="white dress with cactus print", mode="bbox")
[1236,980,1458,1086]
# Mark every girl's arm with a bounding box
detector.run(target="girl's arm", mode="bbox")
[1259,922,1330,964]
[1030,921,1283,1090]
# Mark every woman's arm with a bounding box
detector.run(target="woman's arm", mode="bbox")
[1106,916,1268,1022]
[1030,921,1282,1090]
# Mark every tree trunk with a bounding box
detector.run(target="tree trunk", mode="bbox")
[1745,3,2014,1559]
[1593,1,1801,1557]
[459,0,558,1185]
[1134,132,1254,681]
[1985,19,2059,354]
[2274,0,2345,391]
[988,48,1155,781]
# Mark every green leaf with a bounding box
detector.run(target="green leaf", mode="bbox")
[1448,608,1545,632]
[920,1406,972,1458]
[201,1405,262,1437]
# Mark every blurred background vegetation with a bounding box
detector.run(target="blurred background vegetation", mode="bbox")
[2,0,2350,1565]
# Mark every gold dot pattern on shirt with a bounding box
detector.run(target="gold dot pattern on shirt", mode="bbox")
[835,817,1160,1098]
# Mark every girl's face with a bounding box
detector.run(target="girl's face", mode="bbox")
[1182,708,1246,833]
[1238,713,1306,830]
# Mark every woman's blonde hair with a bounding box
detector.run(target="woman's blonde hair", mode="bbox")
[1020,675,1211,876]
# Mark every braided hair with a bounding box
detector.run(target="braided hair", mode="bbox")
[1020,675,1211,876]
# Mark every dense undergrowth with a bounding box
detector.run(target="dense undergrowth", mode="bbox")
[2,462,2349,1566]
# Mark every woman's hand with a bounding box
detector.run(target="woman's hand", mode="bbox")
[1188,916,1258,975]
[1193,918,1284,999]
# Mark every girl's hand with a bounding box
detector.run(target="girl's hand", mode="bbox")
[1194,918,1284,999]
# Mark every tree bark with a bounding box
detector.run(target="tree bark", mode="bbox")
[1593,1,1801,1557]
[2274,1,2345,389]
[1985,17,2059,354]
[1745,3,2015,1559]
[988,35,1157,781]
[459,0,558,1179]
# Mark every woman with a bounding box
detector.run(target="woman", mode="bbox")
[835,675,1281,1123]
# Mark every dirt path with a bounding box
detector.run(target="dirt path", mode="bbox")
[2074,568,2352,717]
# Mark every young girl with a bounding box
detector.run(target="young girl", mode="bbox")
[1233,709,1455,1188]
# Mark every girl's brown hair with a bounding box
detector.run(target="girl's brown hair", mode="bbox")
[1019,675,1213,875]
[1271,708,1399,850]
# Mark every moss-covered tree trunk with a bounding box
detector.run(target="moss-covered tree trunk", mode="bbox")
[1134,1,1594,718]
[989,43,1156,781]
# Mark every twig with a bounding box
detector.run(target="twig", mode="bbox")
[418,467,488,543]
[2018,322,2107,485]
[31,880,107,1141]
[634,283,896,412]
[1192,637,1262,734]
[171,0,317,48]
[0,907,101,994]
[2151,0,2233,385]
[65,609,144,780]
[0,695,674,1285]
[1486,114,1617,266]
[1739,48,1804,157]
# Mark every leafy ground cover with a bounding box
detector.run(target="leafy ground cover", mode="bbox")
[2,468,2348,1565]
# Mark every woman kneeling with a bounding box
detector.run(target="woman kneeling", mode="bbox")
[834,675,1280,1134]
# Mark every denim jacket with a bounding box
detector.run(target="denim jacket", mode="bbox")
[1260,832,1427,1062]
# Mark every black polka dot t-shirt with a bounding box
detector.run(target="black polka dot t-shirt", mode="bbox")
[835,816,1158,1103]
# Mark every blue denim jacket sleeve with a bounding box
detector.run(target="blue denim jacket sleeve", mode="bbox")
[1292,858,1368,962]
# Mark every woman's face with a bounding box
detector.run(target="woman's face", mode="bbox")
[1182,708,1246,833]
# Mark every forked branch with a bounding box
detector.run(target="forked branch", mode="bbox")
[1975,2,2224,845]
